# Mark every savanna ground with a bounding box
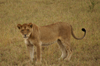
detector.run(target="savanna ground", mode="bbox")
[0,0,100,66]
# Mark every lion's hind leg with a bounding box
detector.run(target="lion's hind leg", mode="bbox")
[57,39,67,60]
[62,40,73,61]
[65,46,72,61]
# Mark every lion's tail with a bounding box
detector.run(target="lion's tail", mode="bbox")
[71,25,86,40]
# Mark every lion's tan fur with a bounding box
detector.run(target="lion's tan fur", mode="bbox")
[17,22,86,63]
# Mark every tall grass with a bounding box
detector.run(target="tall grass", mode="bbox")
[0,0,100,66]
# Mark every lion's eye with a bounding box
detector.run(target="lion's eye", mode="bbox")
[27,29,29,31]
[21,30,24,32]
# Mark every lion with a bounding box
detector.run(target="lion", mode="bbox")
[17,22,86,64]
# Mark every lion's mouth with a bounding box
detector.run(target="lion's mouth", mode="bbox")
[23,35,28,38]
[22,33,31,39]
[23,36,27,38]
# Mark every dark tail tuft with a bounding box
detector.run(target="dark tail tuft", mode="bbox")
[82,28,86,32]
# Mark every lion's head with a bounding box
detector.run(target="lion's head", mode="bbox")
[17,23,33,39]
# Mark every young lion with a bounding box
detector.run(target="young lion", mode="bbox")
[17,22,86,63]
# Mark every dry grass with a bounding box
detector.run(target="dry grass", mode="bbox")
[0,0,100,66]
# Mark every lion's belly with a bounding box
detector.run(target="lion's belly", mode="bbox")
[42,41,57,46]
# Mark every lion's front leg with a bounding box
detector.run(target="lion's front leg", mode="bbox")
[36,43,42,64]
[27,45,34,62]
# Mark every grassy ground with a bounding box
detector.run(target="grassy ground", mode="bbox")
[0,0,100,66]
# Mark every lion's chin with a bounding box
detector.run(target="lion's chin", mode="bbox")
[23,36,29,39]
[23,37,28,39]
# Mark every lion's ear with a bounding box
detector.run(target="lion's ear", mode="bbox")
[28,23,33,28]
[17,24,22,29]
